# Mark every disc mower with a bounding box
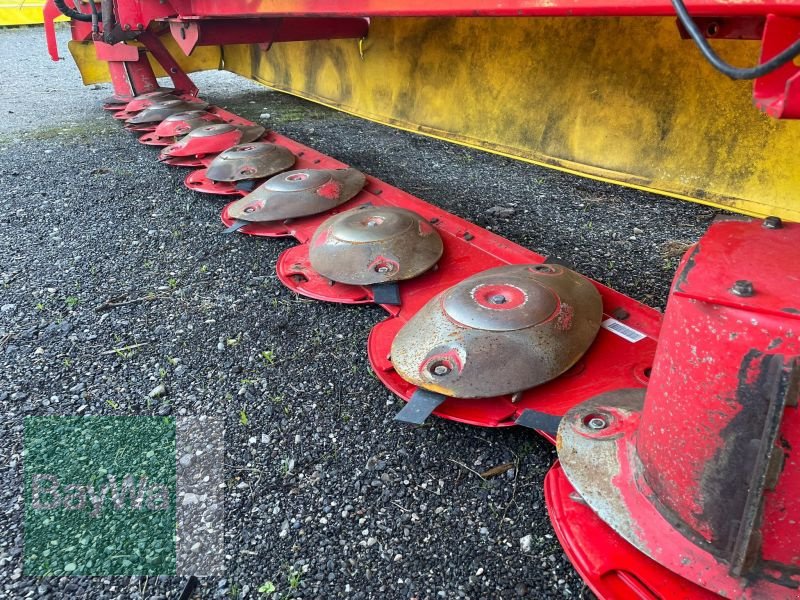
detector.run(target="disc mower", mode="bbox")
[42,0,800,597]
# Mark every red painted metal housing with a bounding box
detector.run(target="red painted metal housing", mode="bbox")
[554,216,800,598]
[754,14,800,117]
[635,217,800,585]
[545,462,720,599]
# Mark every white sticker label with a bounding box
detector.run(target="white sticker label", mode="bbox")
[601,317,647,343]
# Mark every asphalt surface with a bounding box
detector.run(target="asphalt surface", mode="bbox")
[1,25,721,600]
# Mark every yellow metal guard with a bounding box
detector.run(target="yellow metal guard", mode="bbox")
[0,0,64,26]
[219,17,800,221]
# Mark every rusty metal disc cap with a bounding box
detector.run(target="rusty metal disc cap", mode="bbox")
[123,90,178,113]
[390,264,602,398]
[126,99,210,124]
[185,123,237,138]
[181,123,264,142]
[162,123,266,157]
[153,110,223,138]
[226,168,366,222]
[206,142,296,182]
[309,206,443,285]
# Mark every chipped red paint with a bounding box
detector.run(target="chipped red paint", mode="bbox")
[610,411,800,597]
[419,349,465,377]
[311,226,332,247]
[556,303,574,331]
[417,219,435,236]
[471,283,529,311]
[315,180,343,200]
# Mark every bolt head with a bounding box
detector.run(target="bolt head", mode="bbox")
[488,294,507,305]
[763,216,783,230]
[587,417,607,430]
[431,364,451,376]
[731,280,755,297]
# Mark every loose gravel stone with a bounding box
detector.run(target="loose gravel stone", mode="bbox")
[148,383,167,398]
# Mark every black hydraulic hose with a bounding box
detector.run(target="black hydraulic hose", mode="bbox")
[53,0,92,22]
[672,0,800,80]
[101,0,115,43]
[87,0,99,34]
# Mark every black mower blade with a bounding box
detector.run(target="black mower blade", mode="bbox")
[234,179,263,193]
[178,575,199,600]
[394,389,447,424]
[223,219,250,234]
[515,409,562,435]
[371,282,401,306]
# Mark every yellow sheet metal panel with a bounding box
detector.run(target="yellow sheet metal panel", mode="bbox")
[0,1,65,26]
[68,35,222,85]
[221,17,800,221]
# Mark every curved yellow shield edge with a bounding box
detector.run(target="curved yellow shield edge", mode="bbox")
[68,35,221,86]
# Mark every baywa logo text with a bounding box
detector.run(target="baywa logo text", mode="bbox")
[24,416,177,576]
[30,473,171,518]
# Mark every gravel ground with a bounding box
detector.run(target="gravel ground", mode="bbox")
[1,25,720,600]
